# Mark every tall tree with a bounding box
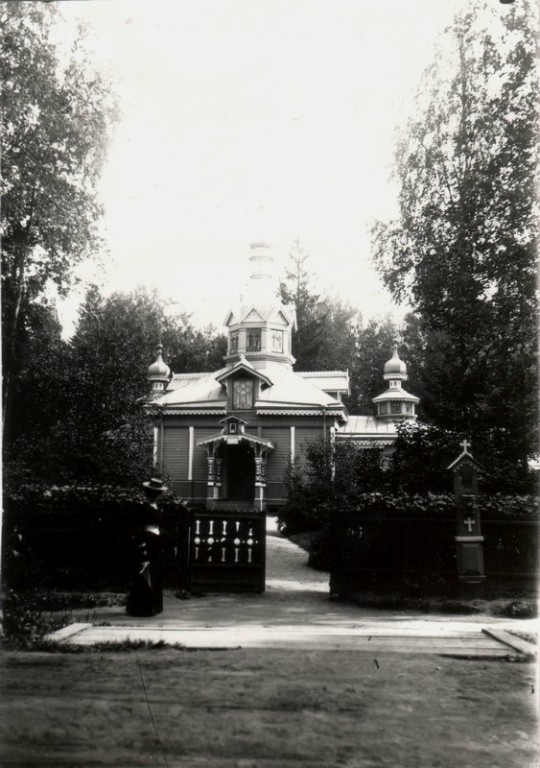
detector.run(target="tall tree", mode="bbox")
[1,3,116,441]
[280,240,361,372]
[163,320,227,374]
[371,0,538,470]
[279,239,324,368]
[5,285,229,485]
[352,317,399,413]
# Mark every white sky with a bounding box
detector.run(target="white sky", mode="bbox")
[55,0,469,335]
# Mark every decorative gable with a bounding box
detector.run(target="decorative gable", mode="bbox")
[242,308,265,322]
[276,309,292,326]
[215,358,273,389]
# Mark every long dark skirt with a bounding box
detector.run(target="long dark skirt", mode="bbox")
[126,531,163,617]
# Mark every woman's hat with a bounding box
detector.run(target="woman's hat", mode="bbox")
[142,477,168,493]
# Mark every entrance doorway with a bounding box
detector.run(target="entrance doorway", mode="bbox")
[225,442,255,502]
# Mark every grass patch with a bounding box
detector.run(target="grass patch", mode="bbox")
[1,589,126,651]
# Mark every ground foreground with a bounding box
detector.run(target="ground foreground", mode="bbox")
[0,647,537,768]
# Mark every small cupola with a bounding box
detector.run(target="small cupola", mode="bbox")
[373,343,419,421]
[147,343,171,398]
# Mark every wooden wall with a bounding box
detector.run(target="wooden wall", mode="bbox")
[160,414,327,503]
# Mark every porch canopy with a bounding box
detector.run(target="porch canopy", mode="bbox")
[197,431,274,452]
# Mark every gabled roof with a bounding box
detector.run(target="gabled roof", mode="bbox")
[152,360,347,418]
[447,446,484,472]
[224,302,296,328]
[197,431,274,451]
[215,356,273,388]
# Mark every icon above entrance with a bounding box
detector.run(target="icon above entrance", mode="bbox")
[197,416,274,512]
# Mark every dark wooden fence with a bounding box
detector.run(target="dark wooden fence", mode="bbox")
[2,503,265,594]
[2,504,191,591]
[330,516,538,597]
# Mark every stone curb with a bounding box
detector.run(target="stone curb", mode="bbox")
[45,622,92,643]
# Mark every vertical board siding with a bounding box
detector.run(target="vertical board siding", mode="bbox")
[261,427,290,481]
[192,428,218,479]
[295,427,323,467]
[162,427,190,482]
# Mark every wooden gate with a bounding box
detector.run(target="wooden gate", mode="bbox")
[188,510,266,593]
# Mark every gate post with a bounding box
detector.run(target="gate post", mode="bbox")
[254,456,267,513]
[447,440,486,596]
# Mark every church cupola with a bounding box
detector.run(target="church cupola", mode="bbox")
[384,344,408,382]
[224,242,297,370]
[147,343,171,398]
[372,342,419,421]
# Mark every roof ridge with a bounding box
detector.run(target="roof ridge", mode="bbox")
[172,372,206,379]
[297,370,348,377]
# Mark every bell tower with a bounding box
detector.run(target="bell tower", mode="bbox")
[224,243,297,370]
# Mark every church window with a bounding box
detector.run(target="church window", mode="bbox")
[233,378,254,409]
[391,402,401,414]
[271,330,283,352]
[230,332,239,352]
[246,330,261,351]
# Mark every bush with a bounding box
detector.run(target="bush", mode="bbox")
[278,426,539,536]
[391,422,538,496]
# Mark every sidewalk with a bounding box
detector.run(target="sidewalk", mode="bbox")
[48,519,538,656]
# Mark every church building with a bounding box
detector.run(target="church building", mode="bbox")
[147,243,419,511]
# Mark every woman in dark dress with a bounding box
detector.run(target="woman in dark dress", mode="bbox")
[126,478,167,617]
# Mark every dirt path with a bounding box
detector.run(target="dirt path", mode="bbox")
[0,647,536,767]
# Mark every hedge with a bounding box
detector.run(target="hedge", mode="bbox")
[2,484,191,590]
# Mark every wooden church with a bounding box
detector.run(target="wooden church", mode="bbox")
[147,243,419,511]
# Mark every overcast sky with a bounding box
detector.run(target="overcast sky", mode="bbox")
[55,0,470,334]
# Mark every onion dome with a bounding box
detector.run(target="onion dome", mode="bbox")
[147,343,170,397]
[374,343,419,422]
[383,343,408,381]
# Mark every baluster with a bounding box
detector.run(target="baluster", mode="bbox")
[221,547,226,562]
[234,547,239,563]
